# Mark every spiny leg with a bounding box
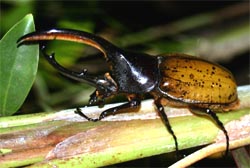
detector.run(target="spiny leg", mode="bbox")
[76,97,141,121]
[88,90,105,106]
[190,107,229,155]
[154,99,179,154]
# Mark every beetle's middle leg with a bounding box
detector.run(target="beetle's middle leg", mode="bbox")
[154,99,179,153]
[76,95,141,121]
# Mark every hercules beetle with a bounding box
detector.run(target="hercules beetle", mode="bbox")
[17,29,239,154]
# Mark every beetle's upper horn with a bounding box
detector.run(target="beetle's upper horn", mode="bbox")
[17,29,120,58]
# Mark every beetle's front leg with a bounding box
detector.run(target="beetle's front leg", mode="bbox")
[88,89,105,106]
[76,95,141,121]
[88,72,118,106]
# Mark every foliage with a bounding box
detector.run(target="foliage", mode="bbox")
[0,14,38,116]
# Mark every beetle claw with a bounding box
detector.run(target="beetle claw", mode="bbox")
[75,108,99,122]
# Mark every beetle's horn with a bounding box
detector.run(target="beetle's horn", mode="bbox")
[17,28,121,60]
[17,29,122,88]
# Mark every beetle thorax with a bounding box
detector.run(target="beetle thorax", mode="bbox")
[108,51,158,94]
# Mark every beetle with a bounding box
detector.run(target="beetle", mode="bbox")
[17,28,239,154]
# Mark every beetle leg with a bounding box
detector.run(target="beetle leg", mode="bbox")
[75,95,141,121]
[189,107,229,155]
[88,90,105,106]
[87,73,118,106]
[154,99,179,154]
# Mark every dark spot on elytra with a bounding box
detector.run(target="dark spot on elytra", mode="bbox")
[196,69,202,73]
[181,74,184,77]
[189,73,194,79]
[212,66,216,70]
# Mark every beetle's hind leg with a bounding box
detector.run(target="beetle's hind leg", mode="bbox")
[189,107,229,155]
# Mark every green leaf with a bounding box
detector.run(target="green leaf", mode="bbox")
[0,14,38,116]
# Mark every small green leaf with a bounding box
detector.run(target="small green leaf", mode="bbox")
[0,14,38,116]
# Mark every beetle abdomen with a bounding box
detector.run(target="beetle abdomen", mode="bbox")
[158,54,238,105]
